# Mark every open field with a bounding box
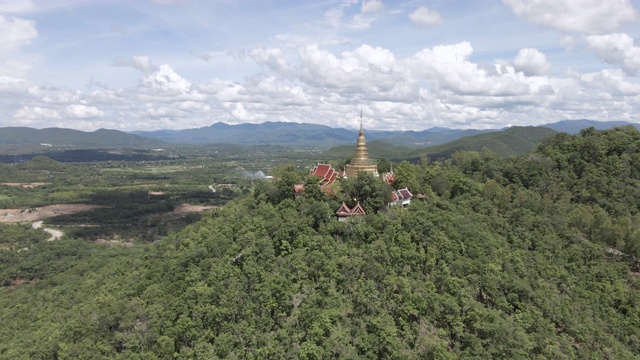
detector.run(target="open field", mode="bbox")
[0,144,294,241]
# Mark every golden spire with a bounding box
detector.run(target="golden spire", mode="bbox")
[351,112,373,166]
[345,110,378,177]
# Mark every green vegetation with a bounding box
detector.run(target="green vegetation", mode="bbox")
[321,126,558,164]
[421,126,557,160]
[0,127,639,358]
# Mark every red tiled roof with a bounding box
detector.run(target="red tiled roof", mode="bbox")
[335,202,352,216]
[351,202,366,215]
[335,201,366,217]
[311,164,331,178]
[294,184,305,193]
[398,188,413,199]
[310,163,342,185]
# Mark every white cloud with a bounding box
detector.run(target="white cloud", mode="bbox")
[514,48,551,76]
[14,106,61,120]
[0,75,36,94]
[503,0,636,34]
[0,0,35,13]
[145,105,178,118]
[585,33,640,75]
[0,14,37,52]
[581,69,640,96]
[249,47,290,74]
[361,0,384,14]
[142,64,192,93]
[324,0,382,30]
[224,102,266,122]
[408,42,529,96]
[296,43,418,103]
[66,104,104,118]
[178,100,211,112]
[409,6,442,27]
[112,55,158,73]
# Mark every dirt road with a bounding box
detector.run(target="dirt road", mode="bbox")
[32,220,64,241]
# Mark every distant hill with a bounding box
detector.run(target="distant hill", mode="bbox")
[0,127,165,148]
[133,121,492,147]
[133,120,640,147]
[3,120,636,150]
[320,140,417,162]
[542,120,640,134]
[421,126,558,160]
[320,126,557,162]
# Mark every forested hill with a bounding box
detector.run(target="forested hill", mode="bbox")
[321,126,557,161]
[421,125,557,160]
[0,127,165,148]
[2,127,640,358]
[133,121,492,147]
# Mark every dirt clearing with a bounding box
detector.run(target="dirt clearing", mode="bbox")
[1,182,49,188]
[0,204,100,223]
[171,203,220,215]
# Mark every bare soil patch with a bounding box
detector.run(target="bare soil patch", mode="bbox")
[148,191,165,196]
[171,203,220,215]
[1,182,49,188]
[95,239,135,247]
[0,204,100,223]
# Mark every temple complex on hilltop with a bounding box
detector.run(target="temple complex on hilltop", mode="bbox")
[302,116,423,219]
[345,123,378,178]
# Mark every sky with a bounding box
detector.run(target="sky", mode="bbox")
[0,0,639,132]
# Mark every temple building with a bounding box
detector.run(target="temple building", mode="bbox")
[309,163,343,185]
[345,123,378,178]
[335,201,366,221]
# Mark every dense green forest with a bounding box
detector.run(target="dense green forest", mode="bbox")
[1,127,640,359]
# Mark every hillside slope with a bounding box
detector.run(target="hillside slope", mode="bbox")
[1,127,639,358]
[0,127,165,148]
[422,126,557,159]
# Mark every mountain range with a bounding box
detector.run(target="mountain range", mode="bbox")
[132,121,494,147]
[0,127,164,148]
[0,120,637,149]
[132,119,640,147]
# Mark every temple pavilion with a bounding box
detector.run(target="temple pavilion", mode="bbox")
[344,123,378,178]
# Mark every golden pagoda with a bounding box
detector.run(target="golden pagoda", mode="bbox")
[345,120,378,178]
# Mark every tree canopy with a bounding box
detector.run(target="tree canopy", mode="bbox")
[1,127,639,359]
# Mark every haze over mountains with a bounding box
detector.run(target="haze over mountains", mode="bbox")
[132,119,640,146]
[0,120,638,149]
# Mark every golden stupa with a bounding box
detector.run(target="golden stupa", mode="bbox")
[345,121,378,178]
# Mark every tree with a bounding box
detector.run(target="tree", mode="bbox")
[273,163,304,203]
[392,161,419,192]
[341,172,391,213]
[377,158,392,174]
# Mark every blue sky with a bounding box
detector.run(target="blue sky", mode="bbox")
[0,0,639,131]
